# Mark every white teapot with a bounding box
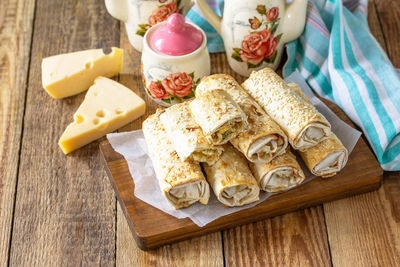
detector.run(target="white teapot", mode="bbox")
[195,0,307,76]
[105,0,193,52]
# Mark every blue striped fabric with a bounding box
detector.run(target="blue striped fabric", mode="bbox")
[283,0,400,171]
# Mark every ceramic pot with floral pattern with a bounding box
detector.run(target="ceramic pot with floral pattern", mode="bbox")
[105,0,193,52]
[141,14,210,106]
[195,0,307,76]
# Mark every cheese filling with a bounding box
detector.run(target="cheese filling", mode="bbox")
[260,167,304,193]
[313,151,347,177]
[192,148,222,165]
[220,185,259,207]
[296,123,330,150]
[212,120,243,144]
[167,180,209,206]
[248,134,286,162]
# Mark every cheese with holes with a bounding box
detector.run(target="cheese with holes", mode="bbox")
[42,47,123,98]
[58,77,146,154]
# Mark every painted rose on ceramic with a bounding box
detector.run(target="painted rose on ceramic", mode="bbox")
[145,71,200,105]
[240,29,271,65]
[267,7,279,21]
[232,5,283,69]
[162,72,193,97]
[148,2,178,26]
[136,0,183,37]
[148,81,169,99]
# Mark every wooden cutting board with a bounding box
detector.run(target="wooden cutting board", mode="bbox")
[99,54,383,250]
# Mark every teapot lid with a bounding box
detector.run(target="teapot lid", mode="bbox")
[150,13,203,56]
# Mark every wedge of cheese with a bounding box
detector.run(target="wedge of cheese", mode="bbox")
[59,77,146,154]
[42,47,123,98]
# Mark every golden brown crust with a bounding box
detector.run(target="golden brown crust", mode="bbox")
[299,133,348,178]
[202,144,259,207]
[249,150,306,192]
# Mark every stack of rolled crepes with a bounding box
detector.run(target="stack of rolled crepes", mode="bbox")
[142,109,210,209]
[142,69,350,210]
[196,74,288,163]
[242,68,348,178]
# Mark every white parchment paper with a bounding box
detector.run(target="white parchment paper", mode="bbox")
[107,70,362,227]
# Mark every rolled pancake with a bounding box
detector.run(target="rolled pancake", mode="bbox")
[160,101,223,165]
[242,68,331,151]
[299,133,348,178]
[142,109,210,209]
[196,74,288,163]
[202,144,260,207]
[189,89,248,145]
[249,150,305,193]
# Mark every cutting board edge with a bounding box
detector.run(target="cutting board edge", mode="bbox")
[135,176,382,250]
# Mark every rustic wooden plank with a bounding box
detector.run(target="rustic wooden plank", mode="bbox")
[374,0,400,66]
[116,205,224,267]
[113,23,224,265]
[0,0,35,265]
[324,177,400,267]
[8,0,120,265]
[323,1,400,266]
[223,206,331,267]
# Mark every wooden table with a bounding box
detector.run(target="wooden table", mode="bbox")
[1,0,399,266]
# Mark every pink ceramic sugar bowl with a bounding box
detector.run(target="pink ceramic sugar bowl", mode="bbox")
[141,13,210,107]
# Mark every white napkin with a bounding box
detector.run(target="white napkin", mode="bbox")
[107,71,361,227]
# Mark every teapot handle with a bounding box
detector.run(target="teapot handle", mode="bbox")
[105,0,129,22]
[194,0,222,35]
[281,0,307,43]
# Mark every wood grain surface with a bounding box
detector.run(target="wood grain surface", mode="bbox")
[222,206,331,267]
[0,1,35,266]
[7,0,119,266]
[0,0,398,265]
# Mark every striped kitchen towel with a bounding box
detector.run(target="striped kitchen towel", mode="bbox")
[283,0,400,171]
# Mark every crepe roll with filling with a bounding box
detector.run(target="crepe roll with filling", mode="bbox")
[299,133,348,178]
[249,150,305,193]
[202,144,260,207]
[196,74,288,163]
[189,89,248,145]
[160,101,223,165]
[142,109,210,209]
[242,68,331,151]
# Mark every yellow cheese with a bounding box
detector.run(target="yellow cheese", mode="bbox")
[59,77,146,154]
[42,47,123,98]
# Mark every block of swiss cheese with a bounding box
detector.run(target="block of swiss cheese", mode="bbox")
[42,47,123,98]
[59,77,145,154]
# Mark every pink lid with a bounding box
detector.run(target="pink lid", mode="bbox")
[150,13,203,56]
